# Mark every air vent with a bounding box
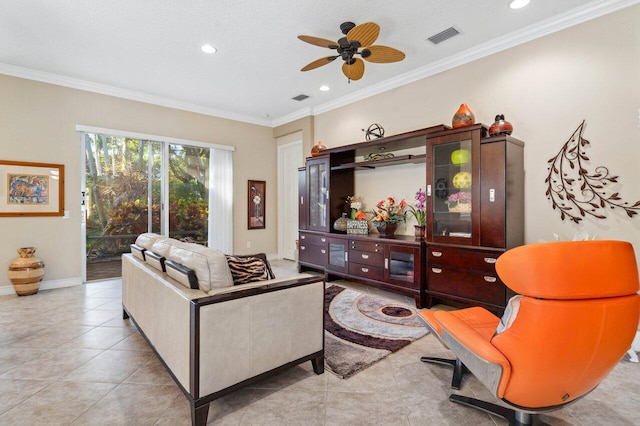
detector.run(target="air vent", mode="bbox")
[427,27,460,45]
[292,94,310,101]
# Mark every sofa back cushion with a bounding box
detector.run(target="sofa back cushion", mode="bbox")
[169,244,234,291]
[135,233,165,251]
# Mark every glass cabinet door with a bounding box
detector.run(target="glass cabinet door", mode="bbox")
[307,158,328,231]
[385,245,419,289]
[430,138,474,242]
[327,238,347,273]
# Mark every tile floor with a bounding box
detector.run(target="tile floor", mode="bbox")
[0,259,639,425]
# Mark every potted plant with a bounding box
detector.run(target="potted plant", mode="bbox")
[446,191,472,213]
[370,196,407,237]
[406,188,426,238]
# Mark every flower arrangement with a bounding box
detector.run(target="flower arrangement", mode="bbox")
[446,191,472,207]
[370,196,407,227]
[406,188,426,226]
[346,195,364,220]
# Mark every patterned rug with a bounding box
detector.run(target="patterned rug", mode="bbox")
[324,285,429,379]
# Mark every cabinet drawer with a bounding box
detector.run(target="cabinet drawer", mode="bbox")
[428,265,505,307]
[299,243,327,267]
[349,249,384,267]
[299,232,328,247]
[350,240,384,253]
[428,247,501,272]
[348,263,385,282]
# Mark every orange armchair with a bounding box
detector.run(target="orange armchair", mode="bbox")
[425,240,640,425]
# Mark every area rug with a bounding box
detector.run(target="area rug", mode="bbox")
[324,285,429,379]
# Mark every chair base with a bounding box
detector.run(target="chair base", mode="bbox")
[449,394,551,426]
[419,356,466,389]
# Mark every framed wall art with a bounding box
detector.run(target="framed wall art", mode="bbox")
[0,160,65,217]
[248,180,265,229]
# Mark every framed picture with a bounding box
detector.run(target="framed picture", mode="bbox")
[248,180,265,229]
[0,160,65,217]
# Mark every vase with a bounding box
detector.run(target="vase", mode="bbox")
[377,223,398,238]
[452,103,475,128]
[311,141,327,157]
[489,114,513,136]
[8,247,45,296]
[333,213,348,232]
[414,225,426,239]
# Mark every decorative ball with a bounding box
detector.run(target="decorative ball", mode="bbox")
[311,141,327,157]
[452,172,472,189]
[363,123,385,140]
[451,149,471,165]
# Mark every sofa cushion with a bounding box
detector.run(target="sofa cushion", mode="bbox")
[168,244,234,291]
[165,259,199,289]
[151,238,184,259]
[145,250,166,272]
[130,244,146,261]
[135,233,165,251]
[225,255,270,285]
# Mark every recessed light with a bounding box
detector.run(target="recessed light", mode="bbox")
[319,85,330,92]
[201,44,217,54]
[509,0,530,9]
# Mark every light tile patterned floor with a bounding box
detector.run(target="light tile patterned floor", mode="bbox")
[0,259,639,425]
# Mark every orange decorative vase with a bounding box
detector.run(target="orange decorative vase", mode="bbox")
[452,103,475,128]
[8,247,45,296]
[311,141,327,157]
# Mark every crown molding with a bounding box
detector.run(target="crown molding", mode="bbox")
[0,63,272,127]
[286,0,640,121]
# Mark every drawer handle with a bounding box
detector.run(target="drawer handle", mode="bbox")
[384,258,389,269]
[484,257,497,264]
[484,276,497,283]
[361,254,369,259]
[432,251,442,257]
[321,238,326,243]
[301,235,306,240]
[300,246,306,250]
[431,267,442,274]
[321,249,326,254]
[361,267,369,273]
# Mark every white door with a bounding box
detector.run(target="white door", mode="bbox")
[278,140,303,260]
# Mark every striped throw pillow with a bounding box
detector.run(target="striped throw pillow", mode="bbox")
[225,255,270,285]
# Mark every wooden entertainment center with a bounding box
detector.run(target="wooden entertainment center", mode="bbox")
[298,124,524,314]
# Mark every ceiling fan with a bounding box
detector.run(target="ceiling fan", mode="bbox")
[298,21,405,82]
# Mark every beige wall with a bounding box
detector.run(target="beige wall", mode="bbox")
[313,6,640,262]
[0,75,276,291]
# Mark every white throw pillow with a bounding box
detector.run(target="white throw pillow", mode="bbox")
[135,233,165,251]
[168,244,233,291]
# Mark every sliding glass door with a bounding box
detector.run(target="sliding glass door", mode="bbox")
[83,132,228,281]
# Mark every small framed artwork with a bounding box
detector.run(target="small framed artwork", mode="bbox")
[248,180,265,229]
[0,160,65,217]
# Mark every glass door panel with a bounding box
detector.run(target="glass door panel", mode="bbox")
[327,239,347,273]
[431,139,473,240]
[307,159,328,231]
[385,245,418,289]
[168,144,209,244]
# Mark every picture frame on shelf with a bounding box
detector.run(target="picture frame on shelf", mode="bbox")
[0,160,65,217]
[248,180,266,229]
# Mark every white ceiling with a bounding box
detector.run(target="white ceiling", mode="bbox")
[0,0,634,127]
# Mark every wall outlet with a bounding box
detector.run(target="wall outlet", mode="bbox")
[246,241,251,248]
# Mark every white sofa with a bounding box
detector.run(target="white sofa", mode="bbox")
[122,234,325,426]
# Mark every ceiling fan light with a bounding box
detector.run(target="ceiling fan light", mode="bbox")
[509,0,530,9]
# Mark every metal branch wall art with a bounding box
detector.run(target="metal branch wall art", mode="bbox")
[545,120,640,223]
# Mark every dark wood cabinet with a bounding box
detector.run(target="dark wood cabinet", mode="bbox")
[296,124,523,312]
[425,125,524,314]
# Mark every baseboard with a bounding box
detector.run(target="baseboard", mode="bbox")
[0,277,82,296]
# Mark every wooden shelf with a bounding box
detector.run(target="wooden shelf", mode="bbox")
[331,154,426,171]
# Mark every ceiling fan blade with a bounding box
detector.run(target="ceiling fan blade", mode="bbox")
[346,22,379,47]
[301,56,338,71]
[342,58,365,81]
[362,45,406,63]
[297,35,339,49]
